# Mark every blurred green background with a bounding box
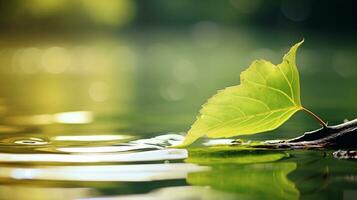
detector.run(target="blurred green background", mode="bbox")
[0,0,356,140]
[0,1,357,200]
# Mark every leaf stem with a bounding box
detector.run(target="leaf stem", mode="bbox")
[302,107,327,128]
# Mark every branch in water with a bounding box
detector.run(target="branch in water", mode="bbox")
[261,118,357,149]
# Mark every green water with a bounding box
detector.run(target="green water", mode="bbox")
[0,29,356,200]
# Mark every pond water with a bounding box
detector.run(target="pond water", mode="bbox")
[0,29,356,200]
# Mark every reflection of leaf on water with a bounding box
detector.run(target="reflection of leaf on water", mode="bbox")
[186,146,289,165]
[186,147,299,200]
[187,162,299,200]
[85,186,237,200]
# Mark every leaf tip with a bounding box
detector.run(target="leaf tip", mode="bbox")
[170,130,204,148]
[295,39,304,48]
[282,39,304,63]
[290,39,304,51]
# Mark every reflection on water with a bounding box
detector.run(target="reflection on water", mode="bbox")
[82,186,237,200]
[53,111,94,124]
[56,145,158,153]
[186,147,289,165]
[186,147,299,199]
[0,30,356,200]
[53,134,131,142]
[14,137,49,145]
[188,162,299,200]
[0,149,187,163]
[0,136,49,146]
[0,163,208,182]
[0,131,356,200]
[0,134,356,200]
[0,186,92,200]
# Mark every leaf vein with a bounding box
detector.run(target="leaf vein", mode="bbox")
[244,79,295,105]
[202,107,298,134]
[252,66,267,83]
[277,66,294,101]
[228,94,271,111]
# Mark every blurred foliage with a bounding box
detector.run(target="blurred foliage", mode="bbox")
[0,0,356,32]
[0,0,136,28]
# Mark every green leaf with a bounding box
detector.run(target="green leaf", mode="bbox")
[178,41,304,147]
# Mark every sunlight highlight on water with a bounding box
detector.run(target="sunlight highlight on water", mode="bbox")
[0,149,187,163]
[53,111,94,124]
[53,135,131,141]
[0,163,208,182]
[56,144,162,153]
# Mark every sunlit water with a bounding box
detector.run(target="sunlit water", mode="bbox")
[0,131,357,200]
[0,29,356,200]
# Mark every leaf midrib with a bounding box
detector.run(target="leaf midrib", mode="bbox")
[194,106,300,134]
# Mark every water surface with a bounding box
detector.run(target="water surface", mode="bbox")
[0,29,356,200]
